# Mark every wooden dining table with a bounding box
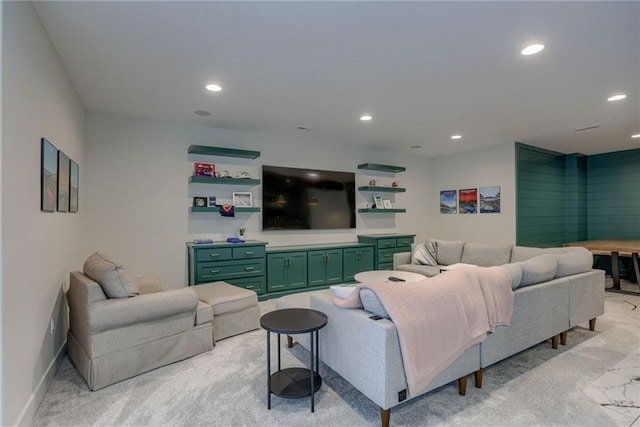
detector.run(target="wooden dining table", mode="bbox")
[564,239,640,293]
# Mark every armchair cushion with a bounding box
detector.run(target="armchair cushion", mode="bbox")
[83,253,139,298]
[88,288,198,333]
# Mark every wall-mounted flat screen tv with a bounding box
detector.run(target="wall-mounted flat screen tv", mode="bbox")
[262,165,356,230]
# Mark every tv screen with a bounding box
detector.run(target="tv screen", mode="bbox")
[262,165,356,230]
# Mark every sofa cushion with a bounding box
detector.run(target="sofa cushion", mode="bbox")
[500,263,523,290]
[411,241,438,266]
[396,264,441,277]
[462,243,513,267]
[429,239,465,265]
[359,288,390,319]
[510,246,545,262]
[554,248,593,278]
[83,253,139,298]
[515,255,558,288]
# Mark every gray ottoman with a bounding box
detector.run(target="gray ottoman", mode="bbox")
[193,281,260,342]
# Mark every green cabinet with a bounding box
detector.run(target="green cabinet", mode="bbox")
[266,251,307,292]
[343,247,374,282]
[357,234,415,270]
[308,249,343,287]
[187,241,267,295]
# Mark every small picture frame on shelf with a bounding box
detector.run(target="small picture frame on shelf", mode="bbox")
[232,192,252,207]
[373,194,384,209]
[193,197,207,207]
[194,162,215,177]
[208,196,217,207]
[383,199,393,209]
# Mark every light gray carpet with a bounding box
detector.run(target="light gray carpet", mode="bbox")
[33,292,640,427]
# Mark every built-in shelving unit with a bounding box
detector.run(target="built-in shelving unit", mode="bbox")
[188,145,261,214]
[188,145,260,159]
[190,206,261,213]
[357,163,406,173]
[189,176,260,186]
[357,186,406,193]
[357,162,406,214]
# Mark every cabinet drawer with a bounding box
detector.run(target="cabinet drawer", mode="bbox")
[195,247,232,262]
[226,277,265,295]
[197,260,264,282]
[233,245,265,260]
[377,262,394,270]
[377,248,397,264]
[396,237,413,248]
[378,238,397,249]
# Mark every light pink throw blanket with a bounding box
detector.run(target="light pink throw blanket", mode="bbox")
[334,266,514,396]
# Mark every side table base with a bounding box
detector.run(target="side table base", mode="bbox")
[270,368,322,398]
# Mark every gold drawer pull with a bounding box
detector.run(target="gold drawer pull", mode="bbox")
[210,253,220,258]
[245,266,254,271]
[384,242,392,246]
[209,269,220,273]
[246,285,254,289]
[245,251,254,255]
[384,254,391,258]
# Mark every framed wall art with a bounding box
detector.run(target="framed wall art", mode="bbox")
[233,192,252,207]
[41,138,58,212]
[458,188,478,214]
[57,151,70,212]
[69,160,79,213]
[480,186,500,213]
[440,190,457,214]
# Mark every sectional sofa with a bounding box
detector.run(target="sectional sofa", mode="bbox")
[276,239,605,427]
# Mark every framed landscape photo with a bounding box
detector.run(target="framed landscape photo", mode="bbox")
[440,190,457,214]
[458,188,478,214]
[69,160,79,213]
[479,186,500,213]
[233,192,252,207]
[41,138,58,212]
[57,151,70,212]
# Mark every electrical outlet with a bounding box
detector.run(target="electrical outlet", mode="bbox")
[50,318,55,335]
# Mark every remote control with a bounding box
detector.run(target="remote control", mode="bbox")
[387,276,406,282]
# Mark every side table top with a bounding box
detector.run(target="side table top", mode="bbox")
[260,308,327,334]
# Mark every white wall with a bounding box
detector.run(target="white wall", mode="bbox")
[1,2,86,425]
[427,143,516,244]
[85,112,433,287]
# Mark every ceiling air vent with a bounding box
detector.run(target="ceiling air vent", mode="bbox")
[574,125,600,132]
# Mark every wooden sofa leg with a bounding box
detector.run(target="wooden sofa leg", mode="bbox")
[286,335,293,348]
[474,368,483,388]
[380,407,390,427]
[560,331,568,345]
[458,376,467,395]
[551,335,559,349]
[589,318,596,331]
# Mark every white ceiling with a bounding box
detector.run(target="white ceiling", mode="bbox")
[34,1,639,157]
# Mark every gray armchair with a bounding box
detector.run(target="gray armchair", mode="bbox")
[67,271,213,390]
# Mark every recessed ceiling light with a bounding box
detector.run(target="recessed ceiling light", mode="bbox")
[360,115,373,121]
[410,145,422,149]
[632,133,640,139]
[205,84,222,92]
[451,135,462,140]
[194,110,211,116]
[607,94,627,102]
[521,44,545,56]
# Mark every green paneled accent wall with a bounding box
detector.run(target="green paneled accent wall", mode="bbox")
[565,153,588,242]
[587,149,640,240]
[516,143,568,247]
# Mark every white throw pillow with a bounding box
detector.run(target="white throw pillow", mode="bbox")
[411,241,438,266]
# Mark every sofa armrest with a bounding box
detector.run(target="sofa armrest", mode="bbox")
[393,252,411,269]
[88,288,198,333]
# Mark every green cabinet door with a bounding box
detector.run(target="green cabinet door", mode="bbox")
[308,250,327,286]
[287,252,308,289]
[267,251,308,292]
[325,249,343,284]
[343,247,374,282]
[308,249,343,286]
[266,253,288,292]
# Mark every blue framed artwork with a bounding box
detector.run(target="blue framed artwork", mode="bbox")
[41,138,58,212]
[440,190,457,214]
[70,160,79,212]
[480,186,500,213]
[57,151,70,212]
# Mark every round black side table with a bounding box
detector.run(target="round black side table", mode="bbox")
[260,308,328,413]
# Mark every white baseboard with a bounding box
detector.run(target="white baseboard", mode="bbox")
[15,341,67,427]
